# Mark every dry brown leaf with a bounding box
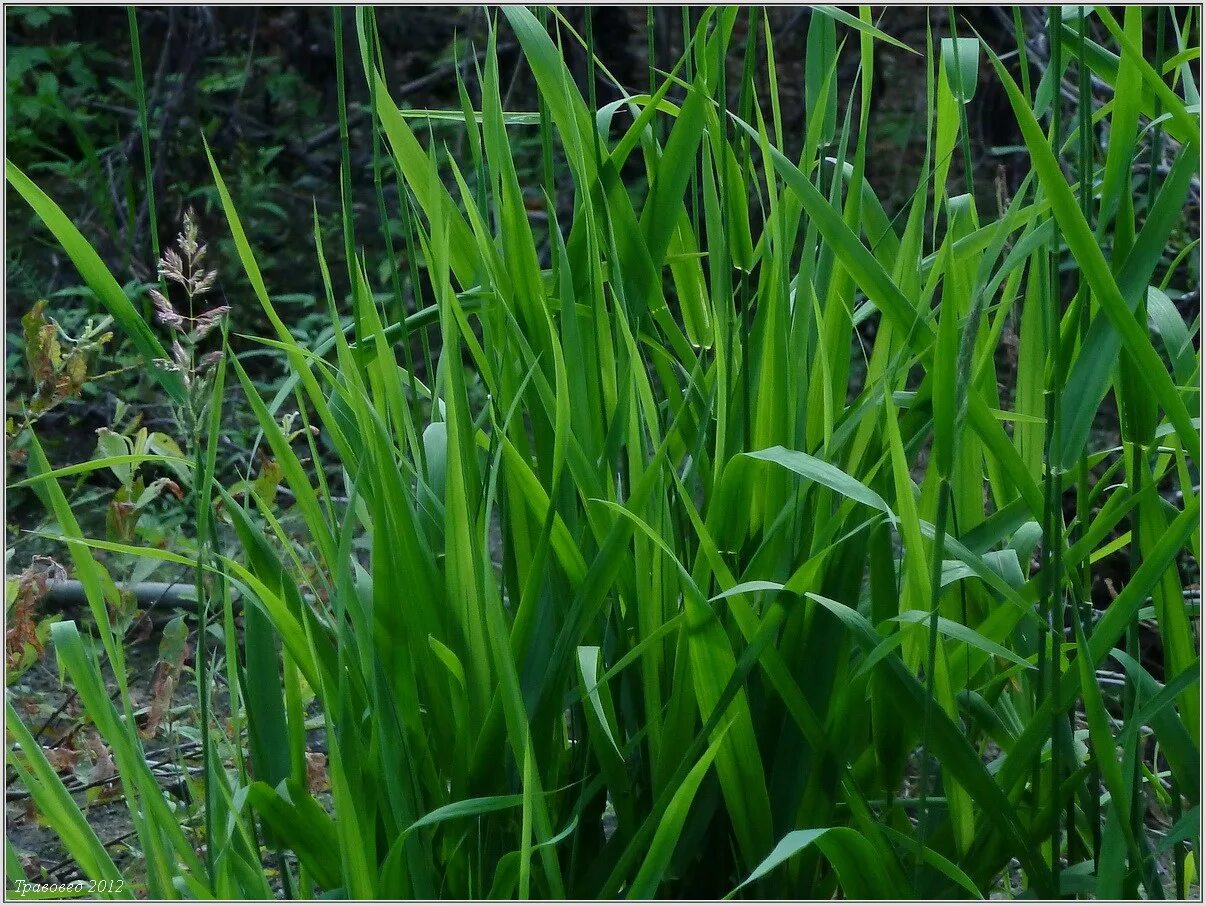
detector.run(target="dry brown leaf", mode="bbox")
[41,745,80,774]
[305,751,329,793]
[140,663,178,741]
[6,558,65,675]
[85,731,116,788]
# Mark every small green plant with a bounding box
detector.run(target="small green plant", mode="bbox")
[5,5,1200,900]
[11,300,112,427]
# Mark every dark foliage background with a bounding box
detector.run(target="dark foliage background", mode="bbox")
[7,7,1044,315]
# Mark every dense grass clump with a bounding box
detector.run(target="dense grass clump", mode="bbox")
[6,6,1200,899]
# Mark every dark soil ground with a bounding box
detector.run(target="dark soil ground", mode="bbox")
[8,632,199,886]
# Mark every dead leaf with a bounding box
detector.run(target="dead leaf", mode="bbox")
[85,731,117,795]
[42,745,80,774]
[19,798,39,826]
[20,301,109,416]
[140,615,188,740]
[140,666,177,741]
[19,851,41,880]
[6,558,65,679]
[305,751,329,793]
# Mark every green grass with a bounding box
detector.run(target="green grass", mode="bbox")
[6,6,1200,899]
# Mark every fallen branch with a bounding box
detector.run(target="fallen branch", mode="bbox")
[44,580,204,610]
